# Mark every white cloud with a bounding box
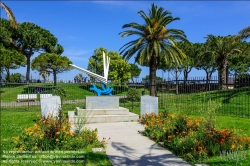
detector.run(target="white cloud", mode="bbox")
[70,56,89,62]
[63,49,91,62]
[64,49,88,56]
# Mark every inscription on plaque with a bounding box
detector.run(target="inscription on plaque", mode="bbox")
[41,96,61,118]
[140,95,158,115]
[86,96,119,109]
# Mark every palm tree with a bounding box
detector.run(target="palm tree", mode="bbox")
[239,26,250,40]
[0,2,17,28]
[74,74,80,83]
[204,35,241,89]
[195,43,217,88]
[78,73,84,83]
[119,4,187,96]
[39,70,50,83]
[238,26,250,57]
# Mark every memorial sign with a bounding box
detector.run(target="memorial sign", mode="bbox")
[41,96,61,118]
[140,95,158,115]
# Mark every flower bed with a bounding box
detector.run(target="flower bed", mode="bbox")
[12,112,105,151]
[139,112,250,164]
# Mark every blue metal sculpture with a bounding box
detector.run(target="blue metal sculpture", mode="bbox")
[70,52,113,96]
[90,83,113,96]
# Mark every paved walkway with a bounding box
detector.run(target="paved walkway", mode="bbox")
[85,122,191,166]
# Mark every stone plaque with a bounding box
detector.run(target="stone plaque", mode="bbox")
[140,95,158,116]
[86,96,119,109]
[41,96,61,118]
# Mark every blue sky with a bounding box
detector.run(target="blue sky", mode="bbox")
[1,1,250,81]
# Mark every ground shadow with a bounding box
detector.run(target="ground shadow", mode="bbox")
[109,142,190,166]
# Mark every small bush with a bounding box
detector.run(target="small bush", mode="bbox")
[127,88,140,102]
[52,87,66,102]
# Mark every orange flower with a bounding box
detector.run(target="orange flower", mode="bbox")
[231,144,235,149]
[56,132,60,135]
[55,138,59,142]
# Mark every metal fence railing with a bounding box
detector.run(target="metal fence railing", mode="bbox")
[1,75,250,118]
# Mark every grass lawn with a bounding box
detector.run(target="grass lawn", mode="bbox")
[158,87,250,118]
[0,106,112,166]
[0,83,95,102]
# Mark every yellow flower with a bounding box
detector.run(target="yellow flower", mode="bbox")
[55,138,59,142]
[33,145,38,150]
[39,134,44,139]
[56,132,60,135]
[13,136,19,141]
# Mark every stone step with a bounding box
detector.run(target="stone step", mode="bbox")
[68,112,139,124]
[76,107,130,116]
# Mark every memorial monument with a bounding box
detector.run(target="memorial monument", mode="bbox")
[68,52,139,126]
[69,51,113,96]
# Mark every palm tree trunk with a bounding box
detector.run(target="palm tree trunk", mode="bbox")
[226,67,229,89]
[218,55,227,89]
[149,54,157,96]
[184,70,188,85]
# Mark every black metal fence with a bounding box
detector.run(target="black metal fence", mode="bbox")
[1,75,250,118]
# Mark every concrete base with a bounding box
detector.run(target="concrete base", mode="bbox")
[68,106,139,125]
[76,107,130,116]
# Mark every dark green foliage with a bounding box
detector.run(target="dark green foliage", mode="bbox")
[127,88,140,102]
[130,63,141,82]
[239,26,250,40]
[87,47,131,83]
[52,87,67,102]
[203,35,241,88]
[0,43,26,82]
[127,88,140,112]
[234,74,250,88]
[31,53,72,86]
[8,73,21,83]
[142,75,163,83]
[3,20,58,83]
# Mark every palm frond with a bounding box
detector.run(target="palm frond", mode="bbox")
[239,26,250,40]
[0,2,17,29]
